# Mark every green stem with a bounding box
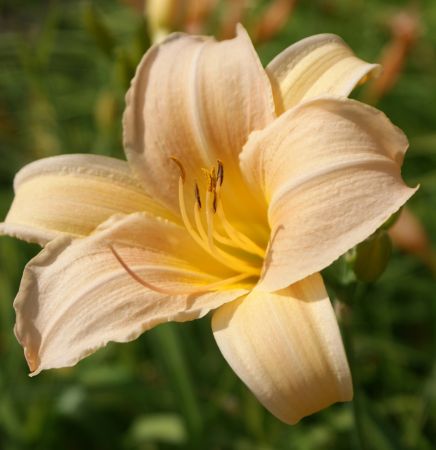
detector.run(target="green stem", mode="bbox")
[150,324,203,448]
[339,283,367,450]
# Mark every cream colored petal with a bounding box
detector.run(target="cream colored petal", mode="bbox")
[212,273,352,424]
[123,25,275,220]
[14,212,248,375]
[267,34,381,113]
[240,97,417,291]
[0,154,174,245]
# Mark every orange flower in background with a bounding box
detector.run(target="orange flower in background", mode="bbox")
[366,9,421,103]
[0,27,416,424]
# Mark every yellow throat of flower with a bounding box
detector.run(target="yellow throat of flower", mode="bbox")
[171,157,266,278]
[110,158,267,295]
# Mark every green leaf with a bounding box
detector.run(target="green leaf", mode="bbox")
[82,3,116,58]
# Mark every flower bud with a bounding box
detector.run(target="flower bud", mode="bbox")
[353,230,392,282]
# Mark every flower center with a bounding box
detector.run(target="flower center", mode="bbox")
[109,159,266,296]
[171,157,265,279]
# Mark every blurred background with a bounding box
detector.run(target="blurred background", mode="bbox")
[0,0,435,449]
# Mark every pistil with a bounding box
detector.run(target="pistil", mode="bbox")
[109,244,253,295]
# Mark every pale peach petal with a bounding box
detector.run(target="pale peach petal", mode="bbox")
[212,273,352,424]
[123,25,275,221]
[14,212,248,375]
[267,34,381,113]
[0,154,173,245]
[240,97,417,291]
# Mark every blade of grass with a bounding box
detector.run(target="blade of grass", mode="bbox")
[149,323,203,448]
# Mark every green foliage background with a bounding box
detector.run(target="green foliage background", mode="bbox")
[0,1,435,449]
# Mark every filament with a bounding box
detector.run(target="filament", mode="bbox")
[110,158,267,296]
[177,176,260,276]
[194,201,208,243]
[215,183,265,258]
[168,157,264,277]
[194,189,245,249]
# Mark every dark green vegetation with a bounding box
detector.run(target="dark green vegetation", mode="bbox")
[0,1,435,449]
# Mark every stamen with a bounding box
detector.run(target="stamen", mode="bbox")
[192,186,239,248]
[169,156,186,181]
[194,200,208,243]
[210,167,216,185]
[177,177,209,250]
[205,189,215,248]
[216,201,266,258]
[197,206,245,248]
[212,191,217,213]
[201,168,211,182]
[109,244,253,294]
[217,160,224,186]
[194,182,202,209]
[203,189,259,274]
[169,157,262,275]
[205,169,216,192]
[177,174,260,275]
[212,231,240,248]
[214,169,266,258]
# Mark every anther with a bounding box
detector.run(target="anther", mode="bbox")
[170,158,262,276]
[212,191,217,213]
[169,156,186,182]
[209,168,217,192]
[217,160,224,186]
[194,182,202,209]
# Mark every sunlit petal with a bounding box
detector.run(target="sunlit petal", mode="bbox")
[0,154,173,245]
[14,212,248,375]
[212,273,352,424]
[123,25,275,219]
[240,97,417,291]
[267,34,380,113]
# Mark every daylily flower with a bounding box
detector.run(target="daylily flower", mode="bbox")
[1,27,416,424]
